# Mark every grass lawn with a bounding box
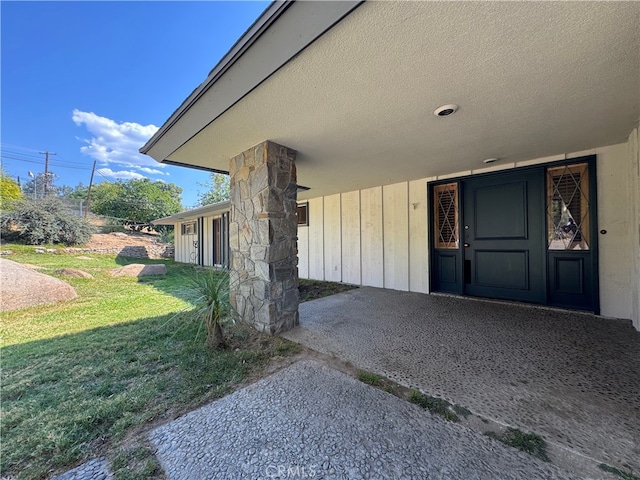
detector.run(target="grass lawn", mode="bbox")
[1,245,351,479]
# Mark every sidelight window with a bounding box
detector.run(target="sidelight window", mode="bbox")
[434,182,459,249]
[547,163,590,250]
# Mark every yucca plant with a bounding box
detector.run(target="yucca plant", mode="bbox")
[186,268,232,349]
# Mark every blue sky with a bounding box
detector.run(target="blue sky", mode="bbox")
[1,1,269,208]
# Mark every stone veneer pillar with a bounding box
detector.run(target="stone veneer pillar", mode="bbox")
[228,141,299,334]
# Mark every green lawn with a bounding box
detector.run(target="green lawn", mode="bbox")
[1,245,300,479]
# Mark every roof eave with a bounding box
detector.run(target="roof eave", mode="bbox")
[140,0,293,156]
[139,0,364,163]
[151,200,231,225]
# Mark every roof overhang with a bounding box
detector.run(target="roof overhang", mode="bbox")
[152,201,230,225]
[142,1,640,200]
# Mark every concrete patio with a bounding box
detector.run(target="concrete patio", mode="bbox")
[282,287,640,475]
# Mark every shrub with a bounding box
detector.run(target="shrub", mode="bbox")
[184,269,233,349]
[157,225,174,245]
[0,197,95,245]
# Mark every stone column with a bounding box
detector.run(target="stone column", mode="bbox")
[228,141,299,334]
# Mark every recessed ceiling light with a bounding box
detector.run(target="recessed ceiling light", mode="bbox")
[434,104,459,117]
[483,158,498,164]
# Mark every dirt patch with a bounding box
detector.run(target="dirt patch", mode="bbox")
[85,232,164,250]
[62,233,174,259]
[298,279,358,302]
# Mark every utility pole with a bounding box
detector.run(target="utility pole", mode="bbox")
[39,151,56,196]
[85,160,97,218]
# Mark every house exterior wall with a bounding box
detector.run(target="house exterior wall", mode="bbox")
[175,222,198,264]
[298,138,639,327]
[593,143,633,320]
[174,214,227,266]
[299,183,429,293]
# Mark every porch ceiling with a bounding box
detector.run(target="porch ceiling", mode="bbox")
[149,1,640,200]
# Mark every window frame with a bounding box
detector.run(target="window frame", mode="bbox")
[297,202,309,226]
[433,182,459,249]
[546,162,590,251]
[181,221,197,236]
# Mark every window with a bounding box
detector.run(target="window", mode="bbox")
[547,163,590,250]
[434,183,459,249]
[297,202,309,226]
[181,222,197,235]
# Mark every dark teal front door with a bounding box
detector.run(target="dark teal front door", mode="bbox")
[430,157,599,312]
[461,170,546,304]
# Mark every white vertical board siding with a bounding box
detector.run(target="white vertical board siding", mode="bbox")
[409,179,429,293]
[596,143,633,320]
[202,217,212,266]
[341,190,361,285]
[308,197,325,280]
[175,228,185,263]
[383,182,409,291]
[176,224,197,264]
[323,195,342,282]
[360,186,384,287]
[297,223,309,279]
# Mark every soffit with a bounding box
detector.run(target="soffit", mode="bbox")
[165,1,640,199]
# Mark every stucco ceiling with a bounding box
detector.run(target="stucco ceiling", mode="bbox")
[159,1,639,199]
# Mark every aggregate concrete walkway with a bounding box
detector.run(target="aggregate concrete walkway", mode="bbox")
[150,360,578,480]
[49,457,111,480]
[282,287,640,474]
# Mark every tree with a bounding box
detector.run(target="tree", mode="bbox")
[197,172,230,206]
[1,197,94,245]
[64,183,89,200]
[90,178,183,224]
[0,170,23,206]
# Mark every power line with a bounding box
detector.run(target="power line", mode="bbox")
[0,154,93,170]
[0,149,44,161]
[95,170,118,183]
[0,143,44,156]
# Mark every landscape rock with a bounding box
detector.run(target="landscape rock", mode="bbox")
[55,268,94,279]
[109,263,167,277]
[0,259,77,311]
[35,248,57,254]
[0,250,13,256]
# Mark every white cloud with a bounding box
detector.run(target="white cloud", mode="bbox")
[72,110,164,174]
[138,167,168,176]
[97,168,145,180]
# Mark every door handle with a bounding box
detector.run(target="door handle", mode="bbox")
[464,243,470,248]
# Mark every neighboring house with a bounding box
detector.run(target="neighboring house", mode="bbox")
[153,202,230,268]
[141,1,640,333]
